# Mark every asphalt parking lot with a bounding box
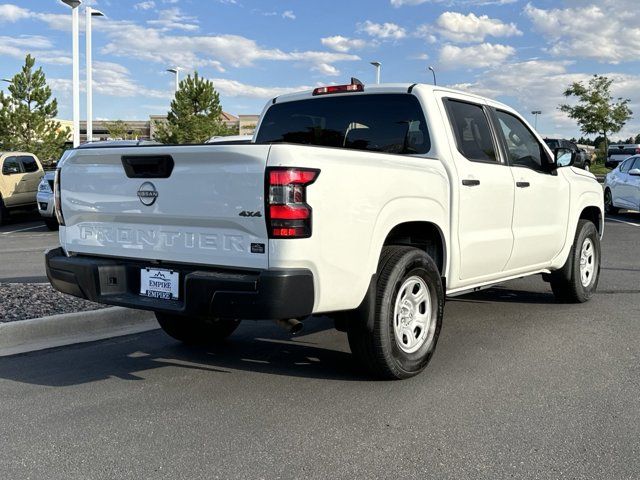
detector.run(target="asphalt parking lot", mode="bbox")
[0,211,639,479]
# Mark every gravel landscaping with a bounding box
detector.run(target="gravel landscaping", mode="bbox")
[0,283,106,323]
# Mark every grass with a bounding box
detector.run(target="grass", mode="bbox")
[589,163,610,175]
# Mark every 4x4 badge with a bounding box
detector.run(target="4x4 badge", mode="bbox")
[239,211,262,217]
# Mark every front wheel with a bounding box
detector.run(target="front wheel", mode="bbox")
[44,217,59,231]
[155,313,240,344]
[347,246,444,380]
[550,219,600,303]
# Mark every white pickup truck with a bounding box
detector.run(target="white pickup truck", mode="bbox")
[46,82,604,379]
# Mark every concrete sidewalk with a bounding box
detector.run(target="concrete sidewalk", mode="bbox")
[0,307,157,356]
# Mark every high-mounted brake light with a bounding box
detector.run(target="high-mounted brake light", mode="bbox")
[313,84,364,96]
[53,168,65,226]
[266,167,319,239]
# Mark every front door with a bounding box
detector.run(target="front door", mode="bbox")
[493,109,570,270]
[1,156,26,207]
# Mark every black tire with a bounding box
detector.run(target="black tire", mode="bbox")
[550,219,600,303]
[155,313,240,345]
[604,188,618,214]
[0,196,7,226]
[44,217,59,231]
[347,246,444,380]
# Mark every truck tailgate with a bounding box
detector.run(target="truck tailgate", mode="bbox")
[59,145,271,270]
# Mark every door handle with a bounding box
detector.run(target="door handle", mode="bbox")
[20,178,28,182]
[462,179,480,187]
[516,181,530,188]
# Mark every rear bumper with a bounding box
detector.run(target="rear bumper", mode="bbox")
[45,247,314,320]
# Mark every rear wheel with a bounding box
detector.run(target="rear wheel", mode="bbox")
[550,219,600,303]
[347,246,444,380]
[604,188,618,214]
[155,313,240,344]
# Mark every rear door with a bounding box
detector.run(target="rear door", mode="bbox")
[442,97,515,282]
[18,155,43,202]
[60,145,271,270]
[493,109,569,270]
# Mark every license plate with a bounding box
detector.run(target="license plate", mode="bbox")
[140,268,179,300]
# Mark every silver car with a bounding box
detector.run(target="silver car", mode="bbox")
[37,171,58,230]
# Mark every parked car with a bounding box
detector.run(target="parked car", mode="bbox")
[606,144,640,169]
[543,139,591,170]
[604,155,640,213]
[37,171,58,230]
[0,152,44,225]
[46,82,603,379]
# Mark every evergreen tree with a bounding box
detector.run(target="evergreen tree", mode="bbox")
[107,120,131,140]
[0,55,69,165]
[559,75,631,157]
[153,72,232,144]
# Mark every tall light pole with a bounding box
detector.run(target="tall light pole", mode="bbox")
[166,67,182,92]
[531,110,542,130]
[86,7,105,143]
[370,61,381,84]
[62,0,82,147]
[428,66,437,86]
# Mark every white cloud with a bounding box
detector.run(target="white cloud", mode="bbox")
[359,21,406,40]
[0,35,70,65]
[525,2,640,63]
[282,10,296,20]
[209,78,312,99]
[448,60,640,139]
[312,63,340,76]
[435,12,521,43]
[391,0,517,6]
[439,43,515,69]
[321,35,367,53]
[0,4,30,22]
[147,8,199,31]
[134,1,156,10]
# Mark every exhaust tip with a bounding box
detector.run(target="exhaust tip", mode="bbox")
[275,318,304,335]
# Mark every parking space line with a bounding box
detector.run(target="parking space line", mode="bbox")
[607,217,640,228]
[0,225,45,235]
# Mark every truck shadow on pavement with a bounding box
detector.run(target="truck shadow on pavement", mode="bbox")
[0,317,372,386]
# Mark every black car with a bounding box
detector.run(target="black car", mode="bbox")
[544,139,592,171]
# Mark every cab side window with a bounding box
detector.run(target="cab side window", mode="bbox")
[495,110,550,173]
[445,99,498,163]
[20,156,39,173]
[2,157,22,175]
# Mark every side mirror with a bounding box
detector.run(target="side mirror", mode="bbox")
[554,147,575,168]
[629,168,640,176]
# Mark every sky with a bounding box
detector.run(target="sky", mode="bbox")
[0,0,639,139]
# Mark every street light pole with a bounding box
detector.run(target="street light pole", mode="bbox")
[428,66,437,86]
[86,7,104,143]
[531,110,542,130]
[166,67,182,92]
[370,61,381,84]
[62,0,82,147]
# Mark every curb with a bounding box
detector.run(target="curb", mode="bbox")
[0,307,158,357]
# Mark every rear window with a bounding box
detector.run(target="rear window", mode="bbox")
[609,146,639,156]
[256,94,430,155]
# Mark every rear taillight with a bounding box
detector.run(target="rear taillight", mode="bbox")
[635,148,640,154]
[266,167,319,239]
[53,168,65,226]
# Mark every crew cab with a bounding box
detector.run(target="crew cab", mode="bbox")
[46,83,604,379]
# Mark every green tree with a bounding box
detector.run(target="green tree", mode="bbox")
[0,55,69,166]
[106,120,131,140]
[559,75,632,162]
[153,72,232,144]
